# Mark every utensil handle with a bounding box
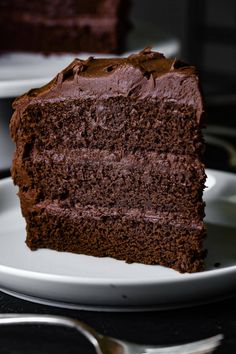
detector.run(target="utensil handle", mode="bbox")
[0,314,100,350]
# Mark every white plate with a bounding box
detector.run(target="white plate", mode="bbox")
[0,23,180,98]
[0,169,236,311]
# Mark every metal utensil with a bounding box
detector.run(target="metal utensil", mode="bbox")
[0,313,223,354]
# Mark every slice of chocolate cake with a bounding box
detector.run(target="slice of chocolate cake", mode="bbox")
[10,49,206,273]
[0,0,130,54]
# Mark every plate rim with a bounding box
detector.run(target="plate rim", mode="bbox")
[1,286,235,312]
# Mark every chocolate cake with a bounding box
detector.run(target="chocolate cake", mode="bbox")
[10,48,206,273]
[0,0,130,54]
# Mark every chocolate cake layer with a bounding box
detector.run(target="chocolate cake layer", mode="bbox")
[0,0,123,18]
[12,98,204,156]
[11,49,206,273]
[21,199,206,273]
[0,20,122,54]
[13,149,205,217]
[0,0,130,54]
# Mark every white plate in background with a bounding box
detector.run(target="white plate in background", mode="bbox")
[0,169,235,311]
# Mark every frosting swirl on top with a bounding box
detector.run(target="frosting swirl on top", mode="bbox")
[13,48,204,122]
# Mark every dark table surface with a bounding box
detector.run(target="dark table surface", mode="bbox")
[0,291,234,354]
[0,99,236,353]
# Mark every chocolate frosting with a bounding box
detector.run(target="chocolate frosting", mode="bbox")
[13,48,204,122]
